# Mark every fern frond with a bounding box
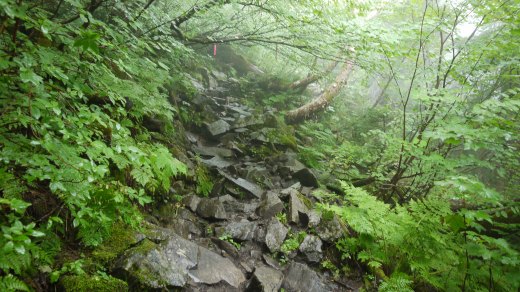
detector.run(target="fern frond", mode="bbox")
[0,274,29,292]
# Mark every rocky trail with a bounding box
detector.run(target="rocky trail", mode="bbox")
[110,70,363,292]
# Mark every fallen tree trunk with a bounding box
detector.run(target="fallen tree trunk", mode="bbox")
[285,61,354,124]
[288,60,339,91]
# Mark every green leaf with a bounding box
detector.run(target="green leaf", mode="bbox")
[19,68,43,85]
[74,31,100,53]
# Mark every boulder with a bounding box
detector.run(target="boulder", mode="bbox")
[206,120,231,136]
[256,191,284,219]
[218,195,259,218]
[202,156,235,169]
[196,198,227,220]
[288,191,312,225]
[114,233,245,289]
[183,195,201,212]
[264,218,288,253]
[293,167,319,188]
[316,214,345,242]
[247,265,284,292]
[282,262,327,292]
[299,235,323,263]
[215,220,259,241]
[193,145,233,158]
[218,170,264,198]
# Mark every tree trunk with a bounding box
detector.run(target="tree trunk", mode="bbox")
[285,61,353,124]
[288,60,339,91]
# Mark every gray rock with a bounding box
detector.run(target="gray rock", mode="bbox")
[288,191,311,225]
[247,265,284,292]
[211,238,240,259]
[282,262,327,292]
[256,191,284,219]
[115,233,245,289]
[232,116,264,129]
[308,210,321,228]
[299,235,323,263]
[211,70,228,82]
[168,218,201,238]
[262,254,281,270]
[218,170,264,198]
[183,195,201,212]
[196,198,227,220]
[190,247,245,287]
[264,218,288,253]
[193,145,233,158]
[215,220,259,241]
[280,183,301,199]
[245,166,269,182]
[202,156,235,169]
[293,167,319,188]
[218,195,258,217]
[317,214,345,242]
[188,76,206,93]
[207,120,230,136]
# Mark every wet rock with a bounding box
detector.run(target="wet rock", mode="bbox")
[308,210,321,228]
[183,195,201,212]
[280,183,301,200]
[218,170,264,198]
[264,218,288,253]
[277,152,319,187]
[193,145,233,158]
[247,265,284,292]
[185,131,199,144]
[167,218,201,238]
[202,156,235,169]
[226,105,252,117]
[207,120,231,136]
[317,214,345,242]
[256,191,284,219]
[293,167,319,188]
[188,76,206,93]
[262,254,281,270]
[114,233,245,289]
[211,70,227,82]
[245,166,269,182]
[288,191,311,225]
[196,198,227,220]
[282,262,327,292]
[211,238,240,259]
[218,195,258,217]
[190,247,245,287]
[299,235,323,263]
[215,220,259,241]
[232,116,264,129]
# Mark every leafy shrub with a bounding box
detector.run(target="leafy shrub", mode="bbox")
[324,182,519,291]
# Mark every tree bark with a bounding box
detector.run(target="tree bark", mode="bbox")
[285,61,354,124]
[287,60,339,91]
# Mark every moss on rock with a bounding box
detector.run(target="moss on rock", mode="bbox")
[61,274,128,292]
[92,222,139,265]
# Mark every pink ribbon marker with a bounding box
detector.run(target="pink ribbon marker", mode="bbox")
[213,44,217,57]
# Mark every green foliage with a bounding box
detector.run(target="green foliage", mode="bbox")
[218,234,241,250]
[275,212,287,225]
[0,274,29,292]
[324,182,520,291]
[379,273,414,292]
[195,164,213,197]
[50,259,85,284]
[0,0,190,287]
[281,231,307,255]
